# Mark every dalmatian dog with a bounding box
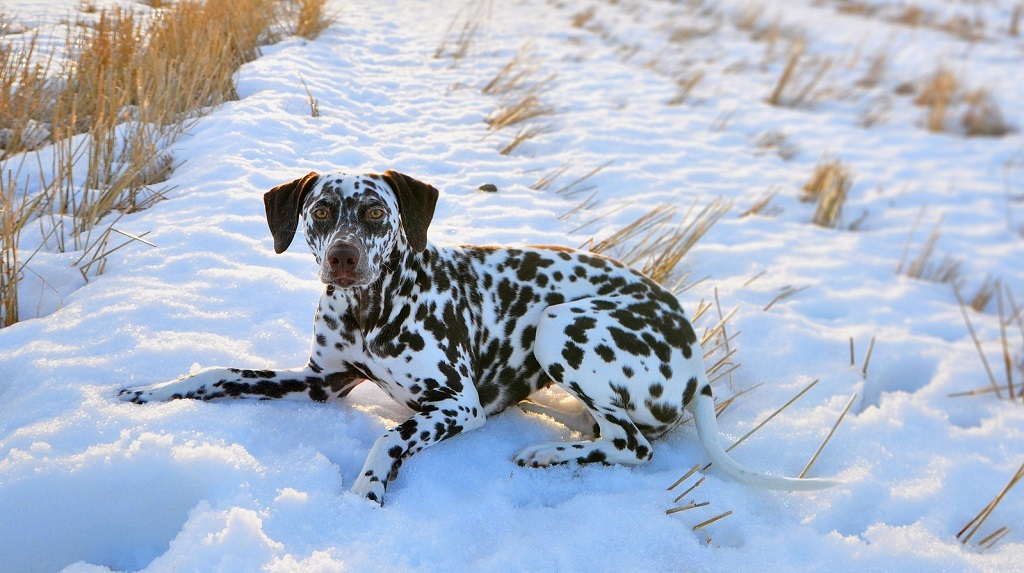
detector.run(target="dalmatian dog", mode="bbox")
[119,170,838,504]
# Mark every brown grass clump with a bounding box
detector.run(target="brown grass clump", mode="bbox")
[896,212,963,285]
[957,461,1023,551]
[434,0,490,61]
[482,43,557,155]
[802,157,853,228]
[281,0,336,40]
[914,67,960,133]
[767,40,833,109]
[588,198,731,287]
[0,0,321,327]
[912,67,1014,137]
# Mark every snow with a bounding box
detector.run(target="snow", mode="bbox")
[2,0,1023,571]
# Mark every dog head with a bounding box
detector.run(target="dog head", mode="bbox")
[263,170,438,288]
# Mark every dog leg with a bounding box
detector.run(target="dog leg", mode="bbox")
[349,397,486,504]
[118,365,362,404]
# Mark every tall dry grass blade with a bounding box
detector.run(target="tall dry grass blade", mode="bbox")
[672,476,706,504]
[553,160,612,198]
[741,186,782,218]
[692,510,733,531]
[957,461,1024,545]
[667,463,701,491]
[763,285,810,311]
[998,284,1016,399]
[952,283,1002,399]
[799,392,856,478]
[948,383,1016,398]
[769,41,802,106]
[896,205,928,274]
[727,378,820,453]
[978,526,1011,552]
[744,270,767,287]
[861,335,876,378]
[665,501,709,515]
[970,275,998,311]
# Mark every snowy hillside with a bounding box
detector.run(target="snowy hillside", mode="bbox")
[1,0,1023,571]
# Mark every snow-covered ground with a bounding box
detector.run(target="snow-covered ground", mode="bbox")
[2,0,1023,571]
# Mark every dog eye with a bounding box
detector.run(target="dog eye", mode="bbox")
[366,208,385,220]
[312,207,330,220]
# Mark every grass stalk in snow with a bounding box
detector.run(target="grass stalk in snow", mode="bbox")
[802,157,853,228]
[898,214,963,285]
[281,0,336,40]
[727,378,820,453]
[482,44,556,155]
[0,174,22,326]
[692,510,733,532]
[969,276,998,312]
[299,74,321,117]
[996,284,1016,400]
[957,461,1024,547]
[767,40,833,109]
[799,392,856,478]
[434,0,489,61]
[763,285,810,311]
[667,70,704,106]
[671,476,706,504]
[952,283,1002,400]
[665,500,708,515]
[589,198,730,286]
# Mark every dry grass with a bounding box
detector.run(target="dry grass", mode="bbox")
[767,40,833,109]
[949,282,1023,404]
[741,186,783,218]
[434,0,490,61]
[912,67,1014,137]
[482,43,557,155]
[531,160,612,199]
[0,0,318,328]
[915,67,959,133]
[957,461,1023,550]
[896,212,963,285]
[299,73,321,117]
[588,198,731,287]
[667,70,705,106]
[754,131,798,161]
[802,157,853,228]
[281,0,336,40]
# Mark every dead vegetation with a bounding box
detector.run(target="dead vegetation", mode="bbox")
[802,157,853,229]
[767,40,834,109]
[585,198,731,289]
[895,209,963,286]
[0,1,333,327]
[909,67,1014,137]
[434,0,490,62]
[482,43,558,155]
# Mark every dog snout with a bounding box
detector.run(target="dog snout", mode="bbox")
[327,243,360,274]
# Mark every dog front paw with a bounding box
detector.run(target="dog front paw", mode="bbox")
[349,472,386,506]
[117,377,201,404]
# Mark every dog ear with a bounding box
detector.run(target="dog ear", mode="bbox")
[263,172,320,254]
[381,170,438,253]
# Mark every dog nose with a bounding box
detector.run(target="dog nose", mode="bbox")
[327,243,360,273]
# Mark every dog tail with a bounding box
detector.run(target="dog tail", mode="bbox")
[688,390,841,491]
